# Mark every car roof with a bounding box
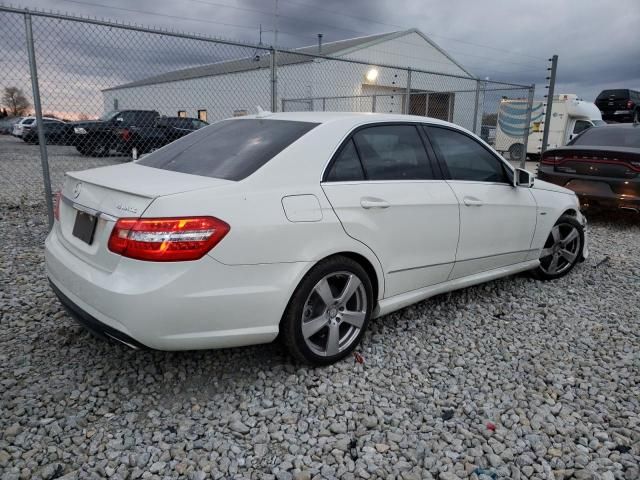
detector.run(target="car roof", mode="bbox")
[235,111,457,128]
[592,122,640,130]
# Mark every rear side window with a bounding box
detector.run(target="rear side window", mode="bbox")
[427,126,509,183]
[23,118,35,125]
[139,119,318,180]
[352,125,435,180]
[570,127,640,148]
[325,139,365,181]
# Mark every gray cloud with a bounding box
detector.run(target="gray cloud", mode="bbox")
[2,0,639,115]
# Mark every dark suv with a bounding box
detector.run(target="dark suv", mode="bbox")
[595,89,640,123]
[155,116,208,143]
[70,110,163,157]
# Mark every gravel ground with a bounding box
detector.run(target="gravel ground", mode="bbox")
[1,137,640,480]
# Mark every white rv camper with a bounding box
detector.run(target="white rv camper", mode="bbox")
[495,94,604,160]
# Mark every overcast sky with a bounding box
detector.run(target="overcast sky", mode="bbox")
[4,0,640,113]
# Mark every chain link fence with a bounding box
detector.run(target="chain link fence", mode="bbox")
[0,5,534,227]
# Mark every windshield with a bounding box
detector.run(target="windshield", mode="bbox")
[99,110,119,121]
[596,90,629,100]
[139,118,319,180]
[570,126,640,148]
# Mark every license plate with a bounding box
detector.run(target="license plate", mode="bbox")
[72,210,97,244]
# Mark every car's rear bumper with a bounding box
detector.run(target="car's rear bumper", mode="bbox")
[49,280,150,349]
[45,225,311,350]
[538,171,640,211]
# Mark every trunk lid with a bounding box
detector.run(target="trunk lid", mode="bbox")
[57,163,233,271]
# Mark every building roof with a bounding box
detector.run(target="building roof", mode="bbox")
[104,29,472,92]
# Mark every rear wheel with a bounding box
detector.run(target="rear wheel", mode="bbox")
[281,256,373,365]
[532,215,583,280]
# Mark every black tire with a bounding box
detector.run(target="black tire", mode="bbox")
[88,142,110,157]
[508,143,524,162]
[280,255,373,365]
[531,214,584,280]
[76,145,91,156]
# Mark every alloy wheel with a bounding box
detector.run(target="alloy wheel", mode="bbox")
[301,271,367,357]
[539,223,581,275]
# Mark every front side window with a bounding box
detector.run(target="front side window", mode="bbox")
[573,120,592,135]
[427,126,509,183]
[139,119,318,181]
[352,125,435,180]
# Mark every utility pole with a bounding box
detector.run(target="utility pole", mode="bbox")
[541,55,558,154]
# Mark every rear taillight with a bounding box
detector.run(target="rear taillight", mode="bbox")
[627,100,635,109]
[108,216,230,262]
[119,128,131,141]
[54,191,61,221]
[541,154,564,165]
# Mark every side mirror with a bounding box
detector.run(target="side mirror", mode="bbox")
[514,168,534,188]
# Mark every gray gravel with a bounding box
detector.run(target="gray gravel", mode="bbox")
[1,135,640,479]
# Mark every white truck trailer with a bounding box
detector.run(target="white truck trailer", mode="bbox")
[494,94,604,161]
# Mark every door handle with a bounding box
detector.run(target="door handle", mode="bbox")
[360,197,390,209]
[463,196,483,207]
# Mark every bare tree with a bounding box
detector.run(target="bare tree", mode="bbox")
[2,87,31,116]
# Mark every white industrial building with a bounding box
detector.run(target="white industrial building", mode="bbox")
[103,29,479,129]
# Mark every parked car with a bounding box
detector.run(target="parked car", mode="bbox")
[12,116,35,137]
[0,117,22,135]
[22,118,72,144]
[538,123,640,212]
[70,110,162,157]
[12,116,62,137]
[595,89,640,123]
[46,113,588,365]
[155,116,208,143]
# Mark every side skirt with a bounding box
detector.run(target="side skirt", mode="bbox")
[373,259,539,318]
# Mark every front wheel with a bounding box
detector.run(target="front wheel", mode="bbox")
[280,256,373,365]
[532,215,584,280]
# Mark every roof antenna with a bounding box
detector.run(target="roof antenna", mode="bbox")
[317,33,323,53]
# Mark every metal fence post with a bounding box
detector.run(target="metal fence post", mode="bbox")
[270,47,278,112]
[520,84,536,169]
[372,95,377,113]
[541,54,558,154]
[404,68,412,114]
[24,12,54,228]
[322,97,326,111]
[472,79,481,134]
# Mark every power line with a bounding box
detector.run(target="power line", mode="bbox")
[279,0,548,61]
[43,0,315,42]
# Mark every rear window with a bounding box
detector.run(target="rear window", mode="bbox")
[570,127,640,148]
[138,119,318,180]
[23,118,35,125]
[596,89,629,100]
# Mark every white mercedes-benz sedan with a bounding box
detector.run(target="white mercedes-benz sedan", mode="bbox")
[46,112,588,364]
